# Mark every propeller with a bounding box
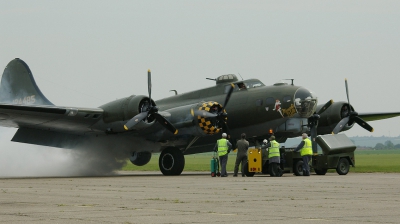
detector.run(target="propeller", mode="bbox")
[332,79,374,134]
[215,83,234,136]
[308,99,333,154]
[192,83,235,136]
[123,70,178,135]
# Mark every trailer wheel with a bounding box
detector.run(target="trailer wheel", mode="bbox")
[294,160,303,176]
[336,158,350,175]
[243,161,255,177]
[315,168,328,175]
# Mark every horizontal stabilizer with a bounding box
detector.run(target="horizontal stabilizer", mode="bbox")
[12,127,86,149]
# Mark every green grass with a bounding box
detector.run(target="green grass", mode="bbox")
[353,150,400,173]
[122,150,400,173]
[122,153,235,172]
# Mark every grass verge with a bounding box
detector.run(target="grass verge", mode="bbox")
[122,150,400,173]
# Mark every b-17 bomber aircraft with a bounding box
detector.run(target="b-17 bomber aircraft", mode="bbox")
[1,58,400,175]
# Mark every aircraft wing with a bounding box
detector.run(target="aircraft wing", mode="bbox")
[0,104,103,134]
[358,112,400,122]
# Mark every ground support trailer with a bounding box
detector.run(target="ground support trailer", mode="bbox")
[244,134,356,176]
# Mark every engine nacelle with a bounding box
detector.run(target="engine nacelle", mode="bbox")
[130,151,152,166]
[99,95,155,132]
[165,101,225,136]
[317,101,354,134]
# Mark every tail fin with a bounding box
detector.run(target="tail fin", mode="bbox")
[0,58,53,105]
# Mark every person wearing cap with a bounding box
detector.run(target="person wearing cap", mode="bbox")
[261,135,282,177]
[213,133,232,177]
[294,133,313,176]
[233,133,249,177]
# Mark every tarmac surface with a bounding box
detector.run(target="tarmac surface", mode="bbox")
[1,172,400,224]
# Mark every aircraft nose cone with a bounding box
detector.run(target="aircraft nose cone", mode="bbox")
[294,87,318,118]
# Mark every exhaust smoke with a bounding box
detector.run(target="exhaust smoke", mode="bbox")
[0,127,160,177]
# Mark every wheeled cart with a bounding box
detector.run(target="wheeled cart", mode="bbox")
[210,152,221,177]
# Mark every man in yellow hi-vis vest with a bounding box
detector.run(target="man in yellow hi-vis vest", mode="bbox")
[261,135,283,177]
[294,133,313,176]
[213,133,232,177]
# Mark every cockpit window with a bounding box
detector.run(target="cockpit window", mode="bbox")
[245,81,264,89]
[237,82,247,90]
[283,95,292,103]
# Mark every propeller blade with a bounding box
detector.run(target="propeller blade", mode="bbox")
[353,116,374,132]
[148,69,152,102]
[153,113,178,135]
[332,116,350,134]
[124,111,149,130]
[219,118,230,137]
[222,83,235,109]
[192,109,218,118]
[345,78,351,110]
[317,99,333,115]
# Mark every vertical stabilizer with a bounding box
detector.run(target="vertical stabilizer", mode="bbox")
[0,58,53,105]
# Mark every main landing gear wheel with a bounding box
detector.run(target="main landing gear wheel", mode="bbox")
[294,160,304,176]
[159,147,185,176]
[336,158,350,175]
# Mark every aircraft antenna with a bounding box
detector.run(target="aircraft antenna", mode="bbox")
[284,79,294,85]
[238,73,244,80]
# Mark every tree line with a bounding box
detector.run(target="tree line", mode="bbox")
[374,140,400,150]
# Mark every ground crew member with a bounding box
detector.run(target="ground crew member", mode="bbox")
[233,133,249,177]
[213,133,232,177]
[294,133,313,176]
[262,135,282,177]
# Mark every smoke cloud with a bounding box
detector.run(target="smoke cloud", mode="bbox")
[0,127,159,177]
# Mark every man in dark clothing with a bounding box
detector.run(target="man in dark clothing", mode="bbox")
[294,133,313,176]
[233,133,249,177]
[213,133,232,177]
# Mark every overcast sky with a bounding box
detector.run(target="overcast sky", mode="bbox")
[1,0,400,139]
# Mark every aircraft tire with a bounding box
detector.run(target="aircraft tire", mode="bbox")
[336,158,350,175]
[159,147,185,176]
[314,168,328,175]
[243,161,255,177]
[293,160,303,176]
